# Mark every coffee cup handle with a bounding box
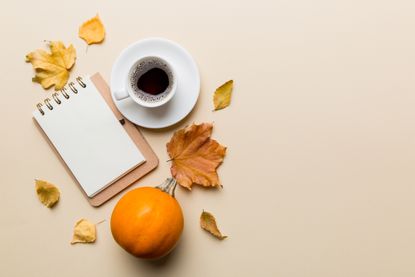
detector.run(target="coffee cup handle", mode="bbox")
[114,89,130,101]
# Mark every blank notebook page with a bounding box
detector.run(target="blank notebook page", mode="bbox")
[33,76,145,197]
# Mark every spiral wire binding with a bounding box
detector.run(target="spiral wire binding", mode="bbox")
[68,82,77,94]
[77,77,86,88]
[44,98,53,110]
[36,77,87,115]
[52,93,61,104]
[36,103,44,115]
[61,87,70,99]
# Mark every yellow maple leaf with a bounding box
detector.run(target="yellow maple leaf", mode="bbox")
[166,123,227,189]
[26,41,76,90]
[200,210,227,240]
[79,15,105,45]
[71,219,97,244]
[35,179,60,208]
[213,80,234,111]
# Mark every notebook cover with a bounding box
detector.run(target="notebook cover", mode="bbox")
[34,73,159,207]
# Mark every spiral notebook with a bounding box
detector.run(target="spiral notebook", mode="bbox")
[33,75,146,199]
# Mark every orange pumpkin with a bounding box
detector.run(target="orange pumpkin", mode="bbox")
[110,178,184,259]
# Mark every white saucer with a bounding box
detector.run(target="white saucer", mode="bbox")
[110,38,200,129]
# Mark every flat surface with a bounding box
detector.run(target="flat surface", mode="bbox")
[1,0,415,276]
[34,76,145,197]
[111,37,200,128]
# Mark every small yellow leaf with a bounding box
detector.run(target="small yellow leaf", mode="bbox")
[71,219,96,244]
[35,179,60,208]
[200,210,227,240]
[26,41,76,90]
[79,15,105,45]
[213,80,233,111]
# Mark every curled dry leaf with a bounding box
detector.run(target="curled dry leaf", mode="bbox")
[213,80,233,111]
[25,41,76,90]
[167,123,226,189]
[71,219,96,244]
[200,210,227,240]
[35,179,60,208]
[79,15,105,45]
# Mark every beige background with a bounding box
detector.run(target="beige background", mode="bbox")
[1,0,415,276]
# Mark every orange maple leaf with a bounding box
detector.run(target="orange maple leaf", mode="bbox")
[166,123,227,189]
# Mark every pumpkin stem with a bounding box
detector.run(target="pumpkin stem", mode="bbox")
[156,178,178,197]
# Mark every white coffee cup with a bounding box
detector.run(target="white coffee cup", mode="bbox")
[114,56,177,108]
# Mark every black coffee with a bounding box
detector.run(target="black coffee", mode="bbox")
[137,68,169,95]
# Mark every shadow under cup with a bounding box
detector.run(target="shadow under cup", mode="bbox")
[128,56,177,108]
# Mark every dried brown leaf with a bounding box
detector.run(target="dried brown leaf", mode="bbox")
[200,210,227,240]
[166,123,226,189]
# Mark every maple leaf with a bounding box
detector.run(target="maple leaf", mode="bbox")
[213,80,233,111]
[200,210,227,240]
[79,15,105,45]
[166,123,227,189]
[35,179,60,208]
[25,41,76,90]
